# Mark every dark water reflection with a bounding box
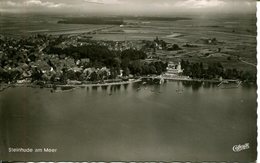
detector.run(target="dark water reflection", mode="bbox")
[0,81,257,161]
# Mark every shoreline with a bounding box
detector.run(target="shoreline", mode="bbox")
[0,78,143,91]
[56,78,142,87]
[0,77,252,92]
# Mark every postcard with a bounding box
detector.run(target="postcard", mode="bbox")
[0,0,257,162]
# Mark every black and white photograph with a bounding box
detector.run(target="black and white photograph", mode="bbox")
[0,0,257,162]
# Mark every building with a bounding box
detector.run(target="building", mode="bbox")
[164,62,183,77]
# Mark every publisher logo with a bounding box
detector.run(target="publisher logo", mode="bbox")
[233,143,250,152]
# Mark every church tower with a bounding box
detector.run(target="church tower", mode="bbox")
[177,62,183,73]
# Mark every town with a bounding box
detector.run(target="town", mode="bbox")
[0,33,256,90]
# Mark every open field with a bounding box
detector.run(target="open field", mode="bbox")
[0,14,111,37]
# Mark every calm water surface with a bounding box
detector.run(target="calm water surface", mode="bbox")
[0,81,257,161]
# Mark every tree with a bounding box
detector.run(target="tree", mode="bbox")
[123,67,130,76]
[89,71,98,81]
[110,68,119,79]
[121,49,147,60]
[31,68,43,81]
[148,65,157,74]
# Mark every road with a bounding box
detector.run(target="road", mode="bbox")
[240,59,257,67]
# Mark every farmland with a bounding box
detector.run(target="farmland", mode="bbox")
[0,13,256,74]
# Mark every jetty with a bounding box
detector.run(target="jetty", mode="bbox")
[142,76,221,83]
[217,79,242,88]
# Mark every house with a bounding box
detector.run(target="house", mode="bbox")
[67,79,82,85]
[164,62,183,77]
[81,58,90,64]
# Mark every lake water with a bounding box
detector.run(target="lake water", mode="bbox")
[0,81,257,161]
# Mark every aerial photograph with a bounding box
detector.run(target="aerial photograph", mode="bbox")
[0,0,257,162]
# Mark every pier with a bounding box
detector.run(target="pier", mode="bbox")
[217,79,242,88]
[142,75,221,83]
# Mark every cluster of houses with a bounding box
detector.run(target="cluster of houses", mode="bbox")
[69,35,143,51]
[0,33,192,85]
[154,36,182,51]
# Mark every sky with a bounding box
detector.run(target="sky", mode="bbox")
[0,0,256,15]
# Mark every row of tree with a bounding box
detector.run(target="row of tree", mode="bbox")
[181,60,256,82]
